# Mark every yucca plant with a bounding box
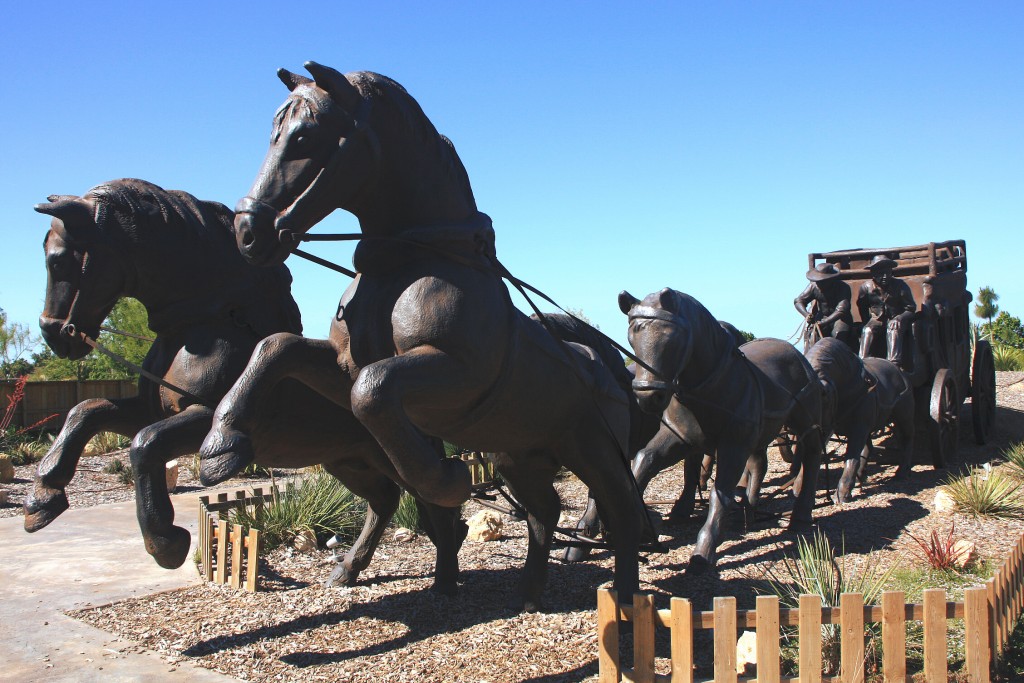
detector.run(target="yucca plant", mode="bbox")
[87,431,130,455]
[231,469,367,552]
[763,531,897,675]
[993,344,1024,371]
[941,469,1024,518]
[392,491,421,531]
[1002,442,1024,480]
[102,457,135,486]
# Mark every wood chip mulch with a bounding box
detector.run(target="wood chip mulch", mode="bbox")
[39,373,1024,681]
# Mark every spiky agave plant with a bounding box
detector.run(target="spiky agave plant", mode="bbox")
[941,469,1024,519]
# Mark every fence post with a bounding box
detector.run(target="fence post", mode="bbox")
[633,593,656,683]
[755,595,780,683]
[880,591,906,683]
[799,594,822,683]
[840,592,864,683]
[923,589,947,682]
[713,596,737,683]
[597,588,620,683]
[964,586,991,683]
[670,597,693,683]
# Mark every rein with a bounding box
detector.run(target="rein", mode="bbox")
[62,327,212,408]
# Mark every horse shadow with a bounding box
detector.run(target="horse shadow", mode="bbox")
[182,561,616,668]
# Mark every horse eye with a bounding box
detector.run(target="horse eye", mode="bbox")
[294,135,307,147]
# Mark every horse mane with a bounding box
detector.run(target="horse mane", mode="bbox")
[805,337,866,406]
[84,178,234,247]
[350,71,477,209]
[657,289,736,352]
[532,313,632,389]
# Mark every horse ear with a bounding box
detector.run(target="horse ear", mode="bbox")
[657,288,675,309]
[304,61,360,107]
[278,68,312,91]
[618,291,640,315]
[34,196,92,226]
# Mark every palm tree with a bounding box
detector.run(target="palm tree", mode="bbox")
[974,287,1000,339]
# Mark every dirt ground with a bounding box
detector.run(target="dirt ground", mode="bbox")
[8,373,1024,682]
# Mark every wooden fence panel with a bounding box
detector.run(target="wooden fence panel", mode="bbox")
[597,588,620,683]
[713,597,737,683]
[799,594,823,683]
[881,591,905,683]
[840,593,864,683]
[633,593,656,683]
[1,379,137,430]
[670,597,693,683]
[923,589,947,682]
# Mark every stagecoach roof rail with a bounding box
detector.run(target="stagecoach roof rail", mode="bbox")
[807,240,967,279]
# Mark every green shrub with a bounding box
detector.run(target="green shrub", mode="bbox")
[392,491,420,531]
[993,344,1024,371]
[1002,442,1024,480]
[4,433,50,466]
[103,457,134,486]
[763,531,897,676]
[941,469,1024,518]
[231,469,366,552]
[88,431,129,455]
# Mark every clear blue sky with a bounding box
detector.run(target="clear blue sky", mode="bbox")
[2,2,1021,351]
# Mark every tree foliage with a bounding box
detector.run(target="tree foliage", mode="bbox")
[1,308,38,377]
[32,298,153,380]
[983,311,1024,351]
[974,286,1000,332]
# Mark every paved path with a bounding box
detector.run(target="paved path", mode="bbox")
[0,492,240,682]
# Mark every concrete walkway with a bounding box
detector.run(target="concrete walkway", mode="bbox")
[0,492,240,682]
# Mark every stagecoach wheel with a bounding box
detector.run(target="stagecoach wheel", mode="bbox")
[971,339,997,444]
[928,368,959,469]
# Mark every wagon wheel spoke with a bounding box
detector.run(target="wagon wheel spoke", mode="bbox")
[928,368,959,469]
[971,339,997,444]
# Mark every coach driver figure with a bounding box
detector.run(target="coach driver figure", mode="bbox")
[857,255,917,369]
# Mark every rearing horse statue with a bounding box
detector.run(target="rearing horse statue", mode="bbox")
[200,64,647,610]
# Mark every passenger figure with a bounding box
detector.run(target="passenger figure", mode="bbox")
[794,262,853,351]
[857,255,917,368]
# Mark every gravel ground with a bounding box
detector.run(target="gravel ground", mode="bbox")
[12,373,1024,681]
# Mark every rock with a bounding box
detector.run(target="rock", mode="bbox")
[466,509,503,542]
[0,454,13,483]
[736,630,757,676]
[934,489,956,512]
[292,528,318,553]
[951,539,978,569]
[165,459,179,493]
[393,527,416,542]
[0,488,8,505]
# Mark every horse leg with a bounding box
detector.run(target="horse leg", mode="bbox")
[349,350,475,508]
[833,425,869,504]
[131,405,213,568]
[321,459,401,587]
[25,396,148,532]
[416,500,467,595]
[669,447,707,521]
[788,428,823,532]
[201,333,350,485]
[493,452,561,612]
[743,449,769,508]
[689,441,747,573]
[891,399,916,480]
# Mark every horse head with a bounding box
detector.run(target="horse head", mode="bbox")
[618,288,694,414]
[235,63,478,266]
[35,195,128,360]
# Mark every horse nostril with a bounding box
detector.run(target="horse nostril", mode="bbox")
[240,229,255,247]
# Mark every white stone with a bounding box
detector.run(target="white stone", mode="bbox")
[736,630,758,675]
[466,509,503,542]
[934,489,956,512]
[393,527,416,542]
[951,539,978,569]
[292,528,318,553]
[165,459,179,492]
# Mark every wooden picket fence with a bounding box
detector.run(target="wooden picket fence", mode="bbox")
[460,451,498,486]
[598,532,1024,683]
[198,488,269,592]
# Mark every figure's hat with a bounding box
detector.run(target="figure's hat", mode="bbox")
[806,263,842,282]
[866,254,897,271]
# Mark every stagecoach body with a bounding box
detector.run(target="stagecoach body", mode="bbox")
[806,240,996,465]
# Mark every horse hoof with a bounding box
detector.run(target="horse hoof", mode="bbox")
[23,487,70,532]
[785,518,814,533]
[561,545,591,564]
[144,525,192,569]
[431,579,459,597]
[326,564,358,587]
[831,491,853,505]
[519,598,543,614]
[198,428,254,486]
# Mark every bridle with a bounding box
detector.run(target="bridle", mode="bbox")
[235,94,382,249]
[626,305,686,395]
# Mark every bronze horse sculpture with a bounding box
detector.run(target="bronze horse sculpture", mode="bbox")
[198,63,647,610]
[806,337,915,503]
[25,179,465,591]
[619,288,825,572]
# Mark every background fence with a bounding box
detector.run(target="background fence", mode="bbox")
[0,379,137,431]
[598,531,1024,683]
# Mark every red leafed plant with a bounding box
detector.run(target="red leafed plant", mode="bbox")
[1,376,57,448]
[905,521,971,571]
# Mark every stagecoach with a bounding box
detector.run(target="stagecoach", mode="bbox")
[804,239,996,468]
